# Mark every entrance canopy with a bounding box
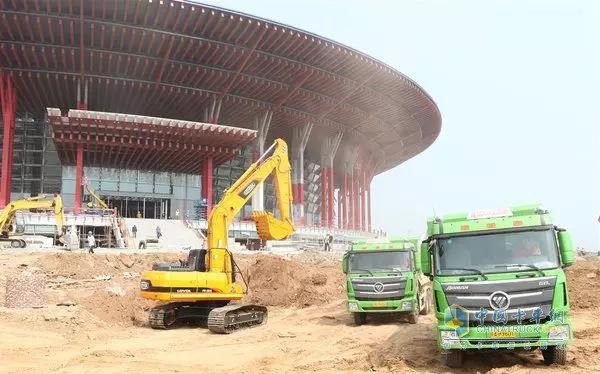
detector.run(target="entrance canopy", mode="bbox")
[47,108,257,174]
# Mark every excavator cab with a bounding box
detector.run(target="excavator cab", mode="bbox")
[152,249,208,272]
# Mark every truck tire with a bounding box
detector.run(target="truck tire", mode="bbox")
[353,312,366,325]
[420,289,432,315]
[542,346,567,365]
[407,308,419,324]
[443,350,464,368]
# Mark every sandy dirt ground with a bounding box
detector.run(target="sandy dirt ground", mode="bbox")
[0,249,599,373]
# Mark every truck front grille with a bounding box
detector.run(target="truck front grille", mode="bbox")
[351,276,406,300]
[442,276,556,324]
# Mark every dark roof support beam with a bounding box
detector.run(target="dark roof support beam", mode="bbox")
[217,23,268,101]
[155,35,175,83]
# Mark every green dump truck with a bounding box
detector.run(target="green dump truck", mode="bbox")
[342,237,432,325]
[421,205,575,367]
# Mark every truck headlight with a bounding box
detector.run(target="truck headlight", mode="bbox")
[140,280,150,290]
[548,325,570,342]
[402,301,413,311]
[440,330,459,345]
[348,302,359,312]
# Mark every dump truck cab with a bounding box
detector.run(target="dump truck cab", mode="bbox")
[343,237,432,325]
[421,205,575,367]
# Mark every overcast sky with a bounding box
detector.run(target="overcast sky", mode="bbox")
[201,0,600,250]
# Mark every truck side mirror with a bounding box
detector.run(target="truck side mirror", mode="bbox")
[342,253,349,273]
[557,231,575,266]
[414,248,422,272]
[420,243,432,275]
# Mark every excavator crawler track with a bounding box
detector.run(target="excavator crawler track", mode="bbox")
[148,304,177,329]
[148,302,227,329]
[207,304,268,334]
[0,238,26,248]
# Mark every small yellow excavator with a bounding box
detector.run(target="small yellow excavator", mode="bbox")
[85,182,109,209]
[140,138,294,333]
[0,194,65,248]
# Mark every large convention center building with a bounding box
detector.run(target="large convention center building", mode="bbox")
[0,0,441,233]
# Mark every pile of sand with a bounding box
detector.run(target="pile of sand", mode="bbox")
[78,288,154,326]
[32,252,182,326]
[242,254,345,308]
[566,256,600,311]
[37,252,181,280]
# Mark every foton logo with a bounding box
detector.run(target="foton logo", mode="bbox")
[446,285,469,291]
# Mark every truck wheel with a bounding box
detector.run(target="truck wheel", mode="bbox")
[443,350,464,368]
[542,346,567,365]
[420,289,432,315]
[353,312,366,325]
[407,308,419,324]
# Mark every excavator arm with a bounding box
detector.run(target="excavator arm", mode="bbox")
[0,195,64,237]
[207,138,294,273]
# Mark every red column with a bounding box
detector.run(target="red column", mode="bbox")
[361,169,367,231]
[74,143,84,213]
[320,167,328,227]
[201,157,213,216]
[0,72,16,207]
[337,188,341,228]
[353,174,360,230]
[367,179,372,232]
[341,175,347,229]
[348,173,354,230]
[328,167,334,228]
[356,172,362,231]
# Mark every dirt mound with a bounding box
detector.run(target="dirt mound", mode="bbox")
[33,252,184,326]
[79,288,154,326]
[37,252,182,279]
[566,256,600,311]
[243,254,344,308]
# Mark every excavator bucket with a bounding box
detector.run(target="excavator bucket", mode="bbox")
[252,211,294,240]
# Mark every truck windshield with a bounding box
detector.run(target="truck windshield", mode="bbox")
[348,250,413,273]
[435,229,560,276]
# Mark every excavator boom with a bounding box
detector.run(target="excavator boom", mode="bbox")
[206,138,294,273]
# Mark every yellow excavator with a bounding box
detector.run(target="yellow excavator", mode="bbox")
[140,138,294,333]
[85,182,109,209]
[0,195,65,248]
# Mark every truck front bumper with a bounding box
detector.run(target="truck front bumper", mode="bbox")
[348,297,416,313]
[437,321,572,350]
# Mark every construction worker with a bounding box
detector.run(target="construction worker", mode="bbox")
[175,208,180,220]
[131,224,137,238]
[156,225,162,240]
[86,231,96,254]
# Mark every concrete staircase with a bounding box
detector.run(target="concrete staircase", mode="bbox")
[123,218,203,250]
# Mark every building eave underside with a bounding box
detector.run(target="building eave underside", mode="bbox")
[0,0,441,175]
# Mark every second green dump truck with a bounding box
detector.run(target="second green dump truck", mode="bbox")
[343,237,432,325]
[421,205,575,367]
